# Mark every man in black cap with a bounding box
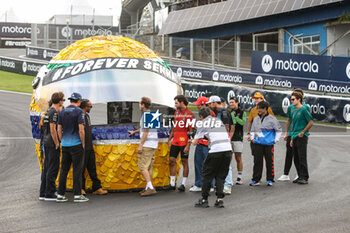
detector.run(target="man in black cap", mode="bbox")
[56,92,88,203]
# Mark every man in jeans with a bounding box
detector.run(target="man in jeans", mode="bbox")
[129,97,159,196]
[39,92,64,201]
[290,91,313,184]
[189,96,215,192]
[57,92,88,203]
[192,107,232,208]
[80,99,107,196]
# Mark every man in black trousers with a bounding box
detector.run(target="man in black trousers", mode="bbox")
[39,92,64,201]
[80,99,107,195]
[56,92,88,203]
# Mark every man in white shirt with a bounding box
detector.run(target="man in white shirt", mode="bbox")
[129,97,159,196]
[191,107,232,208]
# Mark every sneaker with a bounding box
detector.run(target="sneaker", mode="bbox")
[210,188,215,192]
[236,177,243,185]
[168,185,176,191]
[93,188,108,195]
[214,200,224,208]
[189,186,202,192]
[74,195,89,203]
[39,196,45,201]
[56,196,68,203]
[293,175,299,181]
[277,175,290,181]
[178,184,186,192]
[267,180,273,186]
[249,181,260,186]
[223,186,231,195]
[194,198,209,208]
[140,188,157,196]
[44,194,57,201]
[293,177,300,183]
[297,179,308,185]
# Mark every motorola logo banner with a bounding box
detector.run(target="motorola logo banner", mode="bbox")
[255,76,263,85]
[261,55,273,73]
[346,63,350,79]
[282,97,290,114]
[22,62,27,73]
[212,71,219,81]
[343,104,350,122]
[61,26,72,38]
[176,67,182,77]
[227,90,235,102]
[308,81,318,91]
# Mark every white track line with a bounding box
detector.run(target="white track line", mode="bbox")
[0,90,32,96]
[0,137,33,140]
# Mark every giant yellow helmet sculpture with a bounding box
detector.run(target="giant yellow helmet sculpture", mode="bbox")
[30,35,182,191]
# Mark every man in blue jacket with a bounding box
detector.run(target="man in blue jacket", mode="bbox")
[249,101,282,186]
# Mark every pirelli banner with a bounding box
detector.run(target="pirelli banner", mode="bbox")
[182,82,350,125]
[0,56,46,76]
[33,58,182,109]
[26,46,59,61]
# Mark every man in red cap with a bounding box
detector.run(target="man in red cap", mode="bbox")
[189,96,215,192]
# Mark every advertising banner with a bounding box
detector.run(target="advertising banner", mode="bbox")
[0,38,31,48]
[26,46,59,61]
[182,82,350,125]
[0,56,46,76]
[251,51,331,79]
[34,58,182,109]
[251,51,350,84]
[0,22,119,40]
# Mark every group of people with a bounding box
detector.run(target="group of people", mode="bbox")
[39,92,107,203]
[149,89,313,208]
[38,88,314,207]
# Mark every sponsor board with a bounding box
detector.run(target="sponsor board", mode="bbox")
[253,51,350,83]
[26,46,59,60]
[0,38,31,48]
[182,82,350,124]
[252,51,329,80]
[0,56,45,76]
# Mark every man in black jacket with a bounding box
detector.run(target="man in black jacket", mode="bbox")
[80,99,107,195]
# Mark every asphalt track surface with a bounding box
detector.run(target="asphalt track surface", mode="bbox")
[1,91,350,233]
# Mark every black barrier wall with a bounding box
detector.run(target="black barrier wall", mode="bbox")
[0,56,45,76]
[182,82,350,125]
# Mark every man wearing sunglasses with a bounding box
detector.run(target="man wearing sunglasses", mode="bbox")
[80,99,107,196]
[289,92,313,184]
[278,89,310,182]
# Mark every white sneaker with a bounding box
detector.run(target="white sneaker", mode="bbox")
[223,186,231,195]
[293,175,299,181]
[189,185,202,192]
[210,188,214,192]
[278,175,290,181]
